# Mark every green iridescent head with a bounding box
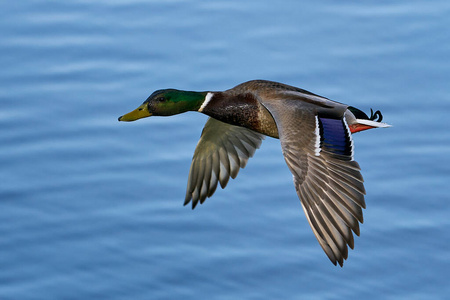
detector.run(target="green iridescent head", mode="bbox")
[118,89,207,122]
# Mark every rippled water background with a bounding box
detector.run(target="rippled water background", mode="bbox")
[1,1,449,299]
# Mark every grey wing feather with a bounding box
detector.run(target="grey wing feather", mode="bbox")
[185,117,264,208]
[261,99,365,267]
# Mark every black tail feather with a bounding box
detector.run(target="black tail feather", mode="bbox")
[369,108,383,122]
[348,106,383,122]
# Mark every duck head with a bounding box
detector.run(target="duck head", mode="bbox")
[118,89,207,121]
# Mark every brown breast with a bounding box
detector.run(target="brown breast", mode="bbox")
[201,91,279,138]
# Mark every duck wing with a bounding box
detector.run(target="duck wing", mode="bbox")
[262,99,366,266]
[185,117,264,208]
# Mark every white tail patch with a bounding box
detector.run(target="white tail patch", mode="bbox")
[198,92,214,112]
[355,119,392,128]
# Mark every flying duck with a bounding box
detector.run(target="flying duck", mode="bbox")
[118,80,390,266]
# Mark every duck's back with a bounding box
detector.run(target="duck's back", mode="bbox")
[218,80,348,137]
[227,80,325,99]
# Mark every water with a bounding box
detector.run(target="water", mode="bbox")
[1,1,449,299]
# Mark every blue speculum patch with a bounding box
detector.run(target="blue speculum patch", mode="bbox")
[318,117,352,157]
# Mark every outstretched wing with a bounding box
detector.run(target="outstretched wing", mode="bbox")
[185,117,264,208]
[262,99,366,266]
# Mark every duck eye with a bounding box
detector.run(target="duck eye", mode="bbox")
[157,97,165,102]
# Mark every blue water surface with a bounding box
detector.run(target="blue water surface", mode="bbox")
[1,1,449,299]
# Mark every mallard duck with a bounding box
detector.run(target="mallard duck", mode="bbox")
[119,80,390,266]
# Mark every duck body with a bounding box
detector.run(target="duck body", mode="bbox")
[119,80,390,266]
[199,80,348,138]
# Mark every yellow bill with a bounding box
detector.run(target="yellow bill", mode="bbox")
[118,104,151,122]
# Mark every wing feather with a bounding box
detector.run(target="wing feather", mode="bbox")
[261,99,365,266]
[185,118,264,208]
